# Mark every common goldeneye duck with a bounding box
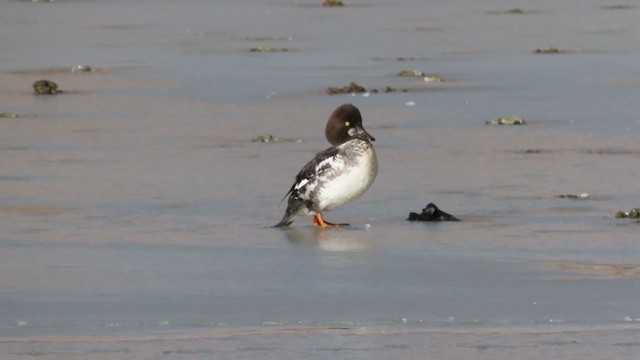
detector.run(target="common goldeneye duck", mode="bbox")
[275,104,378,228]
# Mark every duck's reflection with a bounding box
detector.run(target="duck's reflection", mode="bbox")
[283,226,373,252]
[283,227,374,270]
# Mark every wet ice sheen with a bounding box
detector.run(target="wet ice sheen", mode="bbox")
[1,0,640,359]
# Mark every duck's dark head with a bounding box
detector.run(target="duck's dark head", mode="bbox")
[324,104,375,146]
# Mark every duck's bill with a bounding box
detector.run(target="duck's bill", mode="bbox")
[355,126,375,141]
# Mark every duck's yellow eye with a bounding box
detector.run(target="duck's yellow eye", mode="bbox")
[345,121,350,127]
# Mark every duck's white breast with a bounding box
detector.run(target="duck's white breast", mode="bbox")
[317,141,377,211]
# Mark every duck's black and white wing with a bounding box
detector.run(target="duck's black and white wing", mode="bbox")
[274,146,343,227]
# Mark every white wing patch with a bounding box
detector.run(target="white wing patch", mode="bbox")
[294,178,309,190]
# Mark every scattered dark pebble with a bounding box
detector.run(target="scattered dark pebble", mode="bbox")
[382,86,408,93]
[408,203,459,222]
[584,148,640,155]
[324,82,411,95]
[397,70,426,77]
[0,112,20,118]
[252,135,282,143]
[325,82,367,95]
[323,0,344,7]
[534,47,560,54]
[486,8,540,15]
[486,116,527,125]
[558,193,590,200]
[397,70,444,82]
[521,149,542,154]
[33,79,61,95]
[615,208,640,219]
[601,5,634,10]
[532,47,582,55]
[504,8,526,14]
[70,65,95,73]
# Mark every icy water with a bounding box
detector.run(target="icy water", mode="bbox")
[1,0,640,359]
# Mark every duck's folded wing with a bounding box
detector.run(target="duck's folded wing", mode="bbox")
[281,146,342,201]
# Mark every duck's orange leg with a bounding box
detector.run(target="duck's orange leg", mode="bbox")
[313,212,349,228]
[313,213,328,228]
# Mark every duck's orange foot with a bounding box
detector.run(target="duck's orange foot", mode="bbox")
[313,212,350,228]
